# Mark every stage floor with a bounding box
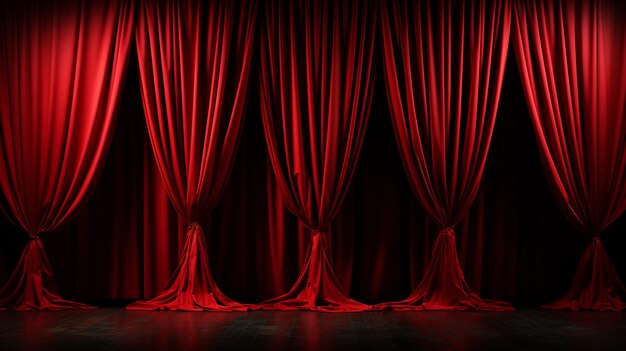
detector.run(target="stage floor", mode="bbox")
[1,307,625,350]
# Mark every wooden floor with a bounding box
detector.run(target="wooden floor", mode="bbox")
[1,307,625,350]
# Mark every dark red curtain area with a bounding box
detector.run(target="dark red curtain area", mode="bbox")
[126,0,256,311]
[513,0,626,311]
[70,105,184,300]
[378,0,512,310]
[0,0,133,310]
[256,0,377,311]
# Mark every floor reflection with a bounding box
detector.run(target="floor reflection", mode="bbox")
[1,308,625,350]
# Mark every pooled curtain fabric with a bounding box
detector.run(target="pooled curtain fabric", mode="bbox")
[127,0,256,311]
[379,0,513,310]
[0,0,133,311]
[513,0,626,310]
[258,0,376,311]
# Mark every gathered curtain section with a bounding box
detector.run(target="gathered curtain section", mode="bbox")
[257,0,377,311]
[0,0,625,313]
[378,0,513,310]
[513,0,626,311]
[0,0,134,310]
[126,0,256,311]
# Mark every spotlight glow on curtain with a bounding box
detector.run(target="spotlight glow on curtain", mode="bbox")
[514,0,626,311]
[126,0,256,311]
[257,0,376,312]
[379,0,513,310]
[0,0,134,311]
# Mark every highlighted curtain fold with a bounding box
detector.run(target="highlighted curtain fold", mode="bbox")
[379,0,513,310]
[126,0,256,311]
[513,0,626,311]
[257,0,376,311]
[0,0,133,311]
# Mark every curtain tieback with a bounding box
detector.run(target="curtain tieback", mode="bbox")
[311,228,327,237]
[441,227,455,235]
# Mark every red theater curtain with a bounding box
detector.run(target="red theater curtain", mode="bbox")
[514,0,626,311]
[127,0,256,311]
[258,0,376,311]
[379,0,513,310]
[0,0,133,311]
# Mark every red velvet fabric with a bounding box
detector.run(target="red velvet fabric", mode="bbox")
[546,237,626,311]
[126,0,256,311]
[0,0,133,311]
[4,50,620,309]
[513,0,626,311]
[379,0,513,310]
[2,0,625,313]
[257,0,376,311]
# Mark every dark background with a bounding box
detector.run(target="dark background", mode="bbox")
[1,33,625,308]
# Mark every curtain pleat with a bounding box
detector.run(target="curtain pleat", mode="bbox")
[257,0,377,312]
[126,0,256,311]
[378,0,513,311]
[0,0,134,311]
[513,0,626,311]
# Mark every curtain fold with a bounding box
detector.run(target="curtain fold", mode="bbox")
[257,0,377,311]
[513,0,626,311]
[379,0,513,310]
[127,0,256,311]
[0,0,134,311]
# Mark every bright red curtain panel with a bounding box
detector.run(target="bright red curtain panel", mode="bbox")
[258,0,376,311]
[0,0,133,311]
[126,0,256,311]
[514,0,626,311]
[379,0,513,310]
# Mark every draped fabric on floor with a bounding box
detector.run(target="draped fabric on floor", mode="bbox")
[378,0,513,311]
[513,0,626,311]
[0,0,133,311]
[126,0,256,311]
[257,0,377,311]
